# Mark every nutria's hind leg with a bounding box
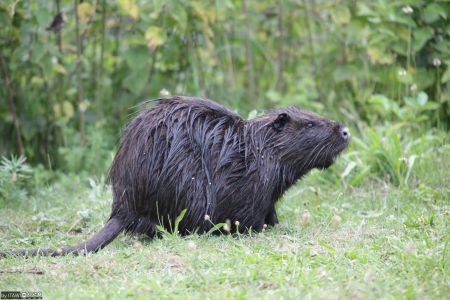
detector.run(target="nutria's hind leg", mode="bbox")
[125,216,157,238]
[145,224,158,238]
[265,205,279,227]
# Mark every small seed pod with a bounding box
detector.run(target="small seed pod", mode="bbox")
[333,214,341,226]
[302,209,311,227]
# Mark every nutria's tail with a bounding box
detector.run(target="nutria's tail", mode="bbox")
[0,217,123,258]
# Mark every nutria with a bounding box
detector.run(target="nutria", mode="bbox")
[0,96,349,257]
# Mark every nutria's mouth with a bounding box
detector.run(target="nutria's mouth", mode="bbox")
[317,157,336,170]
[317,136,349,170]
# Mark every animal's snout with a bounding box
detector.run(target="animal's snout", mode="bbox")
[340,126,350,141]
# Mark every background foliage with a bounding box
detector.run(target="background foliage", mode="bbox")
[0,0,449,174]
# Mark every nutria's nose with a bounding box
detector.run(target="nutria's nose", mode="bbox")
[340,126,350,141]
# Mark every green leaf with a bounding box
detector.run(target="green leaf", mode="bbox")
[413,68,435,90]
[77,2,95,24]
[123,67,149,95]
[247,110,259,119]
[422,3,447,23]
[118,0,139,20]
[368,94,391,111]
[319,240,335,253]
[32,42,46,61]
[433,40,450,55]
[34,8,52,28]
[441,68,450,83]
[124,45,149,69]
[345,251,358,260]
[397,70,413,85]
[150,0,166,18]
[350,167,371,186]
[169,3,188,32]
[367,47,394,65]
[145,26,166,50]
[205,223,225,236]
[331,6,351,25]
[53,63,67,75]
[4,0,20,19]
[333,65,360,82]
[405,155,417,184]
[417,92,428,106]
[356,2,375,17]
[422,102,439,110]
[412,27,434,52]
[341,161,357,178]
[62,101,74,119]
[174,209,187,231]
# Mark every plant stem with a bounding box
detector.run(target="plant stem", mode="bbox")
[91,27,97,113]
[406,26,411,70]
[74,0,85,146]
[147,49,158,92]
[55,0,62,52]
[0,51,25,155]
[302,0,323,101]
[55,0,64,109]
[112,17,121,100]
[242,0,256,101]
[276,2,285,92]
[224,27,235,101]
[96,0,106,120]
[406,25,412,96]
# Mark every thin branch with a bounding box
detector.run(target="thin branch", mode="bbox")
[74,0,85,146]
[0,51,25,156]
[91,25,98,112]
[302,0,324,101]
[276,2,285,92]
[54,0,64,110]
[112,17,121,99]
[55,0,62,52]
[96,0,106,120]
[146,48,158,94]
[242,0,256,101]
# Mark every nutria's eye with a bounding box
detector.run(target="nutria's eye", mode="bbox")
[306,122,314,128]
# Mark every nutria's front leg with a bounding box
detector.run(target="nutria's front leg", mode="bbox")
[265,205,279,227]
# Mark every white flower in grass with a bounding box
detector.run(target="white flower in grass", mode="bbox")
[301,209,311,227]
[204,214,210,221]
[160,88,170,96]
[261,224,267,232]
[79,100,88,112]
[398,69,407,77]
[404,243,416,256]
[433,58,441,67]
[402,5,413,14]
[234,220,240,227]
[223,219,231,232]
[410,84,417,92]
[186,241,197,250]
[333,214,342,226]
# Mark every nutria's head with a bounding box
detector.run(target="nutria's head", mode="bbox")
[254,107,350,172]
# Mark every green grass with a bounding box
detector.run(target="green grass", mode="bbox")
[0,139,449,299]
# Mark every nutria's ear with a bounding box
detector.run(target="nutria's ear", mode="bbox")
[272,113,290,131]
